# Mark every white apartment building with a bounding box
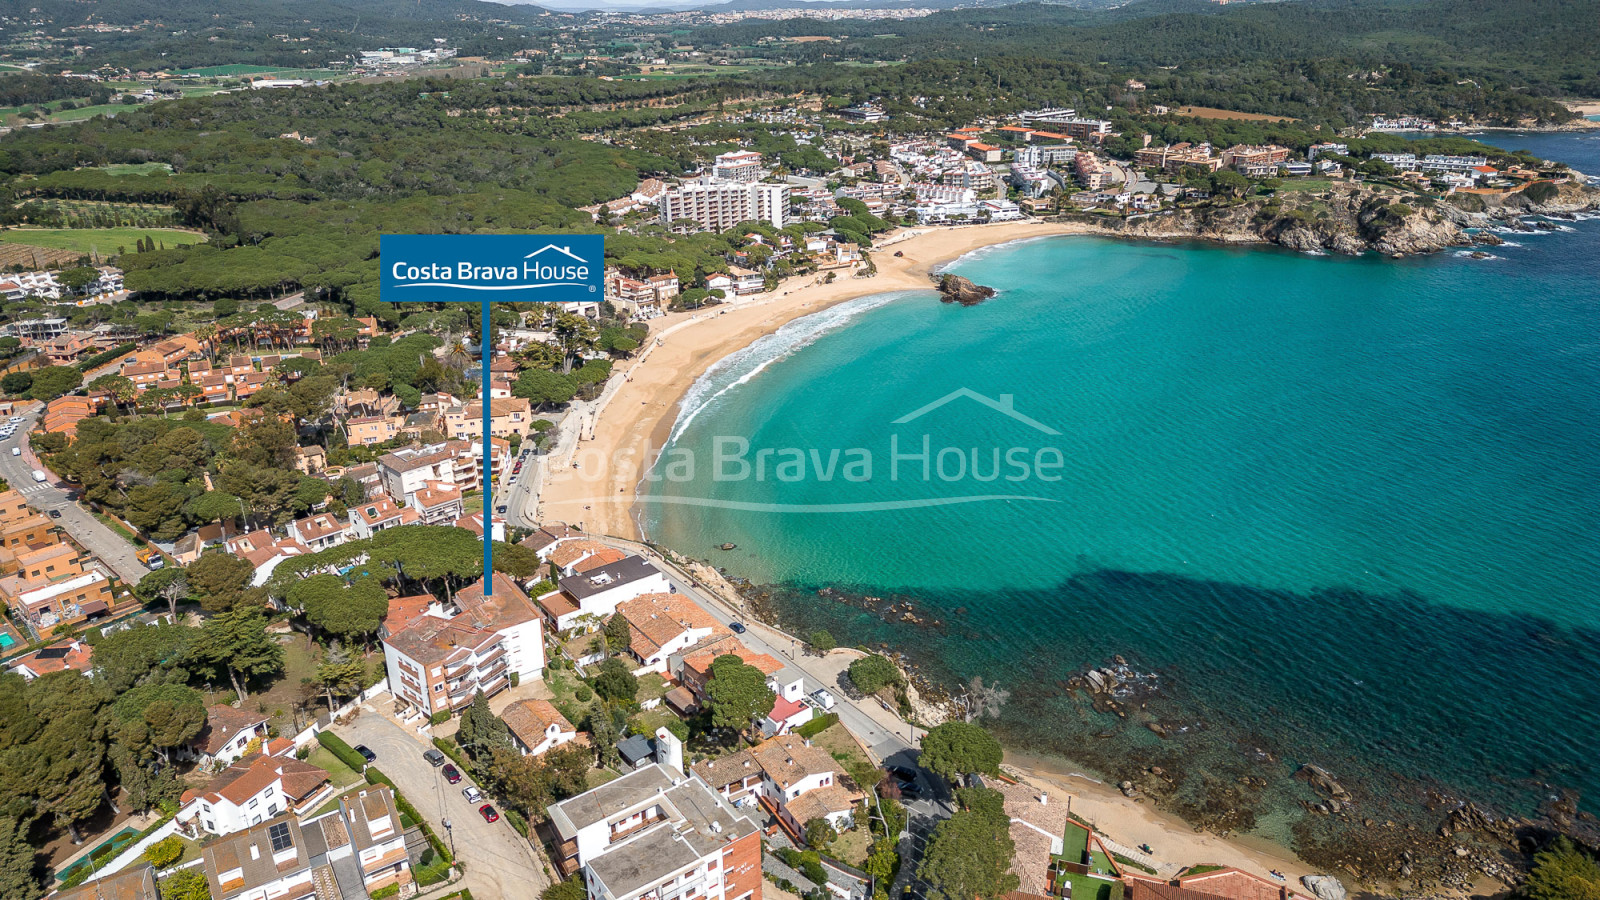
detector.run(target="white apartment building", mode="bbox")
[546,757,764,900]
[382,574,546,717]
[660,180,789,230]
[713,150,763,183]
[201,787,410,900]
[377,439,504,504]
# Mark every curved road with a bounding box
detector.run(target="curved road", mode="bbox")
[0,405,148,586]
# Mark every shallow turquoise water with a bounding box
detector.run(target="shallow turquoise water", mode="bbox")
[644,132,1600,843]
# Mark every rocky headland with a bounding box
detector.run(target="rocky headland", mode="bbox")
[1072,177,1599,257]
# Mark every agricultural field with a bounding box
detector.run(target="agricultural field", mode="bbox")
[0,242,86,269]
[1174,105,1299,123]
[0,227,203,260]
[16,198,180,230]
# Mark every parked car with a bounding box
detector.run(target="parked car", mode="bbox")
[810,689,837,711]
[462,786,484,804]
[495,504,507,514]
[478,804,499,823]
[48,509,61,519]
[730,622,747,634]
[354,745,377,763]
[443,764,462,785]
[423,748,446,767]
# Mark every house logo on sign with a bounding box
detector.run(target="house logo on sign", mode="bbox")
[379,234,604,303]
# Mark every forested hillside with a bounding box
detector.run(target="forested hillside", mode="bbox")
[0,77,723,309]
[8,0,565,69]
[690,0,1600,109]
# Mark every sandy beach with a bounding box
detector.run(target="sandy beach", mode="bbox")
[536,217,1343,885]
[1564,99,1600,116]
[1004,752,1315,884]
[537,220,1096,538]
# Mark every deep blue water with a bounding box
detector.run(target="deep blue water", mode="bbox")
[644,130,1600,853]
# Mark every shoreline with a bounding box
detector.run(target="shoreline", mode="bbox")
[537,218,1341,890]
[1003,750,1317,884]
[536,220,1099,539]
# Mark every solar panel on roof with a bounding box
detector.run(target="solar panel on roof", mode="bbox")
[37,647,70,659]
[268,821,293,852]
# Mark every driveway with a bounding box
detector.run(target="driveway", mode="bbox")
[0,406,148,585]
[335,701,550,899]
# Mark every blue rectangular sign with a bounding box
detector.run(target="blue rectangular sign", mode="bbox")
[379,234,604,303]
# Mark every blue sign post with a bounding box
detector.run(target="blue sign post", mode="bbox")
[380,234,605,595]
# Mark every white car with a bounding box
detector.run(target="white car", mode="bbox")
[462,786,484,804]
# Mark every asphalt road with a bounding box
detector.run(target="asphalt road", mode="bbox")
[0,406,148,586]
[337,708,550,900]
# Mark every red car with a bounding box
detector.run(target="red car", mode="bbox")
[443,764,462,785]
[479,804,499,823]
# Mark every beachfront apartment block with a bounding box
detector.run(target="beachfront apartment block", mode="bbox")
[377,439,507,503]
[660,180,790,230]
[546,759,763,900]
[382,573,546,718]
[201,786,410,900]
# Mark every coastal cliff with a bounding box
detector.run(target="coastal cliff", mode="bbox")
[1084,178,1599,257]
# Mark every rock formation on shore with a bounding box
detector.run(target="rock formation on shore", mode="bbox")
[937,273,997,305]
[1088,177,1598,257]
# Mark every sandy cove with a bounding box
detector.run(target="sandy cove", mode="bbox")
[536,220,1095,539]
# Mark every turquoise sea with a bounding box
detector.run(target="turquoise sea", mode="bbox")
[643,131,1600,853]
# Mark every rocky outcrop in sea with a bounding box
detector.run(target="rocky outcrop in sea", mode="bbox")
[935,273,997,305]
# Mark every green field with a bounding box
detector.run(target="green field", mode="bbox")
[0,227,204,254]
[174,65,333,78]
[100,163,174,176]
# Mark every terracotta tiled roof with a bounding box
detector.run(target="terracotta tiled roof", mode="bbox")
[1175,869,1295,900]
[201,705,268,755]
[573,548,628,573]
[204,752,330,806]
[683,636,784,678]
[618,592,724,658]
[550,539,611,569]
[748,734,847,792]
[502,699,575,750]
